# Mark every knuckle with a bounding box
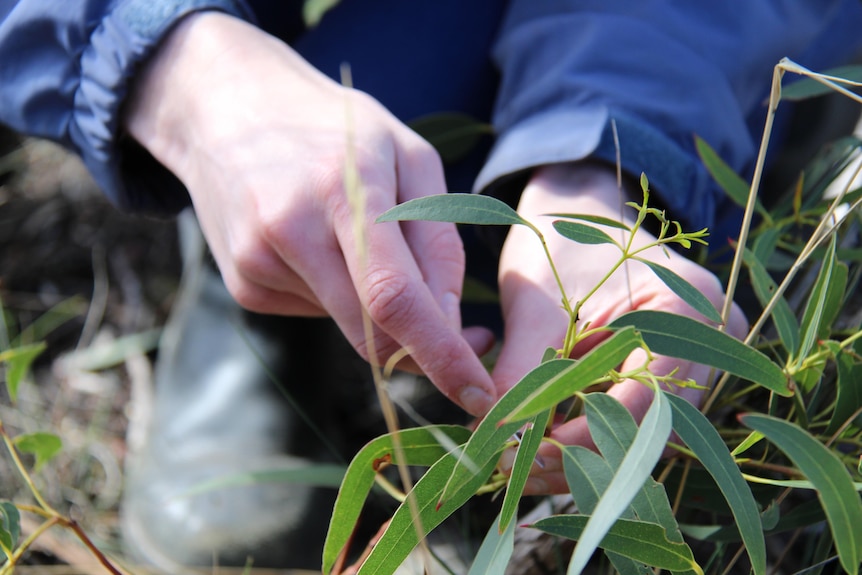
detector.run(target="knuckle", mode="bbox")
[364,269,417,331]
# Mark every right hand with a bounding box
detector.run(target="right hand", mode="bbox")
[124,12,497,416]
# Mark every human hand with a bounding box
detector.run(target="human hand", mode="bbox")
[124,12,497,415]
[493,163,748,493]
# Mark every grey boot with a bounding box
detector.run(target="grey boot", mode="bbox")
[121,212,351,572]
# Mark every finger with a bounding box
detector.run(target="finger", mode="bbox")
[335,181,497,416]
[393,132,466,330]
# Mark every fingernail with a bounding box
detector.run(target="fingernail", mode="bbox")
[441,291,461,330]
[458,385,494,415]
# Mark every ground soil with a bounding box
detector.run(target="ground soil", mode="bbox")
[0,138,181,571]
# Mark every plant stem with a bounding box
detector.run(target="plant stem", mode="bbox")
[0,423,58,516]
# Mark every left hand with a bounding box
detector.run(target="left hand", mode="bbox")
[492,163,748,494]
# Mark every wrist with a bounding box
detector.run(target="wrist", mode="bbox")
[518,162,629,221]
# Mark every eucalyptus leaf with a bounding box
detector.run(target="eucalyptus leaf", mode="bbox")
[502,327,642,423]
[552,220,619,246]
[532,515,701,573]
[609,310,790,396]
[323,425,472,574]
[0,342,46,403]
[13,432,62,472]
[780,65,862,101]
[356,456,498,575]
[742,247,799,354]
[666,393,766,575]
[695,136,768,219]
[797,235,837,365]
[546,213,631,231]
[467,512,516,575]
[568,390,672,575]
[499,409,551,533]
[741,414,862,574]
[638,260,723,324]
[562,446,656,575]
[0,501,19,557]
[437,358,583,508]
[825,341,862,436]
[377,193,527,227]
[409,113,492,164]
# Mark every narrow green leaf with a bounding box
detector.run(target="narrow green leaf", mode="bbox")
[437,359,578,508]
[562,446,652,575]
[730,431,765,457]
[546,213,631,231]
[302,0,341,27]
[780,65,862,101]
[666,394,766,575]
[695,136,768,219]
[583,394,687,544]
[322,425,471,574]
[553,220,618,246]
[0,501,19,557]
[409,113,492,164]
[499,409,551,533]
[797,235,836,364]
[356,456,498,575]
[532,515,701,573]
[376,193,527,227]
[468,512,516,575]
[820,261,848,341]
[13,432,62,472]
[0,342,46,403]
[826,341,862,436]
[638,260,723,324]
[502,327,642,423]
[741,414,862,574]
[742,248,800,354]
[609,311,790,396]
[568,390,673,575]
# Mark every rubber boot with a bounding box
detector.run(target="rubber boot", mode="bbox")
[121,212,347,572]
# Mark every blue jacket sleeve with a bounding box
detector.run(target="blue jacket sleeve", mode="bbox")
[476,1,862,236]
[0,0,254,213]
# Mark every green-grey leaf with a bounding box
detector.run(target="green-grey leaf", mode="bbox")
[409,113,493,164]
[553,220,618,246]
[741,414,862,574]
[546,213,631,231]
[0,342,46,403]
[323,425,472,574]
[826,341,862,436]
[563,446,652,575]
[781,65,862,101]
[568,390,673,575]
[797,235,837,366]
[437,359,578,508]
[609,310,790,396]
[0,501,19,557]
[376,193,527,227]
[356,456,498,575]
[695,136,768,219]
[532,515,701,573]
[468,512,516,575]
[666,393,766,575]
[502,327,642,423]
[638,260,723,324]
[13,432,62,472]
[742,247,799,354]
[500,409,551,533]
[583,394,685,543]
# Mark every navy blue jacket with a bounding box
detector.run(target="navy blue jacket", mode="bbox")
[2,0,862,239]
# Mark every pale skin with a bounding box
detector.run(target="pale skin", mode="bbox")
[125,12,747,494]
